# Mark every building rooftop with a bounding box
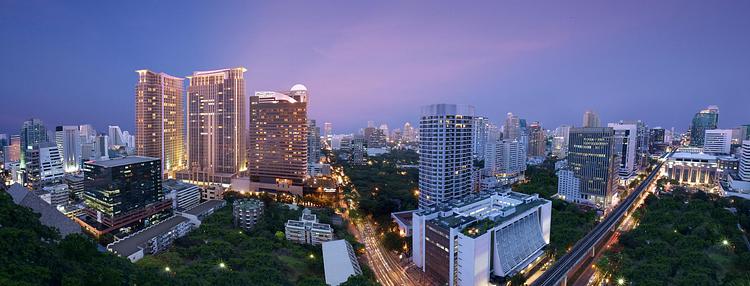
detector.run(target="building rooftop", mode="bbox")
[234,199,264,211]
[85,156,158,168]
[322,240,362,286]
[670,152,717,161]
[5,184,81,237]
[182,200,226,216]
[108,215,189,258]
[162,179,198,192]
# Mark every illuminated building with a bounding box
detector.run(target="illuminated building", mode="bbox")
[412,190,551,285]
[689,105,719,147]
[55,125,82,173]
[135,70,185,177]
[20,118,49,169]
[608,122,638,178]
[562,127,618,207]
[662,152,717,186]
[582,110,601,128]
[527,121,545,157]
[703,129,732,155]
[247,85,308,195]
[552,125,570,158]
[472,116,489,160]
[24,143,64,189]
[503,113,521,140]
[182,68,247,185]
[418,104,474,208]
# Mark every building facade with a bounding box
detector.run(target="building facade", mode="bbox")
[418,104,474,208]
[20,118,49,169]
[564,127,618,207]
[527,121,546,157]
[582,110,601,128]
[285,209,334,245]
[55,126,82,173]
[608,122,638,178]
[24,143,65,189]
[703,129,732,155]
[135,70,185,177]
[233,199,265,231]
[663,152,718,186]
[690,105,719,147]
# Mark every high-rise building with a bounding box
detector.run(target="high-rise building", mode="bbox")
[503,113,521,140]
[739,124,750,142]
[608,122,638,178]
[403,122,416,142]
[135,70,185,177]
[350,135,366,165]
[689,105,719,147]
[527,121,546,157]
[308,119,322,172]
[78,124,96,144]
[24,143,65,189]
[94,134,109,159]
[552,125,571,158]
[323,122,333,147]
[20,118,49,169]
[704,129,732,155]
[563,127,618,207]
[108,126,124,147]
[184,68,246,184]
[418,104,474,208]
[247,85,308,194]
[484,139,527,176]
[55,126,82,173]
[81,156,170,236]
[582,110,601,128]
[471,116,490,161]
[649,127,667,153]
[363,126,386,148]
[740,141,750,182]
[3,135,21,163]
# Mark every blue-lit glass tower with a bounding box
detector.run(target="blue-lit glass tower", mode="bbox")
[689,105,719,147]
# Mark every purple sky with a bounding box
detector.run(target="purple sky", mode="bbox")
[1,1,749,135]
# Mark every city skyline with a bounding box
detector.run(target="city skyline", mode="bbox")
[3,1,750,134]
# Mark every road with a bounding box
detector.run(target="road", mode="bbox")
[532,154,669,286]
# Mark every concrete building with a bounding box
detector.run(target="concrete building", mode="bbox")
[563,127,618,207]
[285,209,334,245]
[484,139,527,178]
[64,174,85,200]
[472,116,490,161]
[527,121,546,157]
[135,70,185,178]
[201,184,226,201]
[583,110,601,128]
[608,122,638,178]
[55,126,82,173]
[308,119,322,174]
[183,68,247,185]
[3,135,20,163]
[690,105,719,147]
[418,104,474,208]
[412,190,551,285]
[703,129,732,155]
[24,143,65,189]
[552,125,571,159]
[233,199,265,231]
[503,113,521,140]
[41,184,70,207]
[322,240,363,286]
[663,152,718,186]
[20,118,49,169]
[162,179,201,211]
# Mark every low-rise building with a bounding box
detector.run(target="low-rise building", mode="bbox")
[322,240,363,286]
[64,174,84,200]
[662,152,718,186]
[163,179,201,211]
[41,183,70,207]
[202,184,226,201]
[233,199,264,231]
[5,184,81,236]
[285,209,334,245]
[412,189,551,286]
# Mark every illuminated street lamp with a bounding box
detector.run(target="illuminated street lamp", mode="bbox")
[309,254,315,259]
[219,262,226,269]
[722,239,729,246]
[164,266,171,272]
[617,277,626,285]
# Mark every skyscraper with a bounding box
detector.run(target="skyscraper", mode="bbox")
[527,121,546,157]
[247,85,308,194]
[565,127,618,207]
[20,118,49,169]
[55,126,81,173]
[582,110,601,128]
[24,143,64,189]
[472,116,490,161]
[135,70,185,177]
[403,122,416,142]
[503,113,521,140]
[108,125,124,147]
[185,68,246,184]
[552,125,571,158]
[323,122,333,147]
[3,135,21,163]
[740,140,750,182]
[484,139,527,176]
[689,105,719,147]
[608,122,638,178]
[308,119,321,172]
[418,104,474,208]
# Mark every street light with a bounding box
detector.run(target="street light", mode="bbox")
[164,266,171,272]
[219,262,226,269]
[617,277,626,285]
[722,239,729,246]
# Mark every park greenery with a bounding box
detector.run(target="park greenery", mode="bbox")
[0,183,376,286]
[596,190,750,285]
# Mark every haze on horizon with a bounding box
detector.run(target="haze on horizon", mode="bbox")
[1,0,749,134]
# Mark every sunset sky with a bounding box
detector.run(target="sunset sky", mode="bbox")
[1,0,749,134]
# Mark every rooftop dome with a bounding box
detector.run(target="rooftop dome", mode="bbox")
[290,84,307,92]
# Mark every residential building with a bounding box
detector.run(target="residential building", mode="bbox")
[108,126,124,147]
[322,240,363,286]
[233,199,265,231]
[364,126,386,148]
[183,68,247,185]
[472,116,490,160]
[527,121,546,157]
[285,209,334,245]
[351,135,366,165]
[485,139,527,177]
[403,122,416,142]
[582,110,601,128]
[725,141,750,196]
[201,184,226,201]
[135,70,185,177]
[418,104,474,208]
[503,113,521,140]
[690,105,719,147]
[162,179,201,211]
[308,119,322,174]
[412,190,551,285]
[3,135,21,163]
[556,168,580,202]
[247,86,308,195]
[563,127,618,207]
[80,156,170,236]
[55,125,81,173]
[704,129,732,155]
[552,125,570,158]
